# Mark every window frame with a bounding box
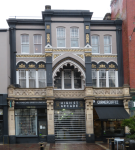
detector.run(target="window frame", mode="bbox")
[21,34,29,54]
[28,69,36,88]
[70,27,79,48]
[33,34,42,54]
[91,35,100,54]
[104,35,112,54]
[18,69,26,88]
[38,69,46,88]
[56,27,66,48]
[92,69,97,87]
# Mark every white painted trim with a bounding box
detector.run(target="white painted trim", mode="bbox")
[53,60,86,82]
[115,71,118,87]
[36,71,38,88]
[71,71,74,89]
[16,71,19,84]
[106,71,109,87]
[62,71,64,90]
[97,71,99,87]
[26,71,29,88]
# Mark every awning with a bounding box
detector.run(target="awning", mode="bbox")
[95,107,130,119]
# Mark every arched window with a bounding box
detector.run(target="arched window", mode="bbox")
[91,35,99,53]
[70,27,79,47]
[57,27,66,47]
[104,35,112,53]
[21,34,29,53]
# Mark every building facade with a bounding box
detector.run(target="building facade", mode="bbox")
[1,5,131,144]
[110,0,135,116]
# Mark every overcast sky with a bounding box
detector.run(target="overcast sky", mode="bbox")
[0,0,111,28]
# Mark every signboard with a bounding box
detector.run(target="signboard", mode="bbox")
[93,100,123,106]
[54,101,85,109]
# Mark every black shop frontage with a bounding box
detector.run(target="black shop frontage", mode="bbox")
[93,100,130,142]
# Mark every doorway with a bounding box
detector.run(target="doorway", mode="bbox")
[0,122,3,143]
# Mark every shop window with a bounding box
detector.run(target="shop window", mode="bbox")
[91,35,99,53]
[29,70,36,88]
[19,70,26,88]
[57,27,65,47]
[38,70,46,88]
[54,68,82,90]
[34,35,42,53]
[104,35,112,53]
[15,109,37,136]
[70,27,79,47]
[21,34,29,53]
[99,69,106,87]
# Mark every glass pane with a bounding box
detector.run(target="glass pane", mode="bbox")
[71,39,79,47]
[104,36,111,45]
[99,79,106,87]
[34,44,41,53]
[57,28,65,38]
[38,70,45,79]
[39,79,46,88]
[91,36,98,45]
[39,121,47,136]
[22,45,29,53]
[64,70,71,79]
[109,79,115,87]
[64,79,71,89]
[99,70,106,78]
[19,70,26,78]
[104,46,111,53]
[74,79,81,88]
[92,46,99,53]
[23,109,30,116]
[57,39,65,47]
[74,71,81,79]
[29,70,36,78]
[54,79,61,89]
[29,79,36,88]
[92,70,97,79]
[22,35,29,44]
[55,72,62,79]
[19,79,26,88]
[92,79,97,87]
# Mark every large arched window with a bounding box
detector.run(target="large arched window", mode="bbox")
[54,64,82,89]
[70,27,79,47]
[57,27,66,47]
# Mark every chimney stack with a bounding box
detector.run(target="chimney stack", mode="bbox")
[45,5,51,10]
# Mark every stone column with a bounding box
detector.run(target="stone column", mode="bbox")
[85,87,95,143]
[8,100,16,144]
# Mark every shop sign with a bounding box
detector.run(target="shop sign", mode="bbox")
[54,101,85,109]
[0,109,3,115]
[93,100,123,106]
[15,101,46,106]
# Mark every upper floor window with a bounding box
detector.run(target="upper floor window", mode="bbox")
[34,35,42,53]
[29,70,36,88]
[70,27,79,47]
[57,27,65,47]
[92,69,97,87]
[104,35,112,53]
[38,69,46,88]
[99,69,106,87]
[109,69,115,87]
[21,34,29,53]
[19,70,26,88]
[91,35,99,53]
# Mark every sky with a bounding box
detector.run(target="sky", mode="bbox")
[0,0,111,28]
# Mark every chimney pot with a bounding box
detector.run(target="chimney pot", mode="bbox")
[45,5,51,10]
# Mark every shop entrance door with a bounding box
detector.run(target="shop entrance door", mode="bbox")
[0,122,3,143]
[94,120,102,141]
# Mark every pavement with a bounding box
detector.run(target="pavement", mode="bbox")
[0,142,110,150]
[0,142,124,150]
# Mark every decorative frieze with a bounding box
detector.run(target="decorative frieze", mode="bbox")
[92,55,117,58]
[45,53,52,57]
[53,54,61,59]
[45,48,92,52]
[16,55,45,58]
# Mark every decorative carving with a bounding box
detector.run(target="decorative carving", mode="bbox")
[45,53,52,57]
[47,34,50,43]
[109,64,115,68]
[86,26,89,29]
[92,55,117,58]
[85,53,92,57]
[85,87,93,96]
[85,100,93,110]
[77,54,84,59]
[54,91,85,98]
[28,64,35,68]
[19,63,26,68]
[46,25,50,29]
[38,64,45,68]
[47,100,54,110]
[16,55,45,58]
[46,87,53,97]
[99,64,106,68]
[45,49,92,52]
[54,54,60,59]
[92,64,96,68]
[86,34,89,43]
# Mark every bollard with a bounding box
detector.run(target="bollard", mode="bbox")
[39,142,44,150]
[111,139,114,150]
[125,141,130,150]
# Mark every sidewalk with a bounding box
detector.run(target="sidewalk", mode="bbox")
[0,143,110,150]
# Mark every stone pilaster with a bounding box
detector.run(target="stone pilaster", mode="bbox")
[47,99,55,143]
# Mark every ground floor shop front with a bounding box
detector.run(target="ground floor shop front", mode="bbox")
[8,99,130,144]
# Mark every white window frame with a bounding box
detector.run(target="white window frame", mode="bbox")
[91,35,100,54]
[33,34,42,54]
[92,69,97,87]
[21,34,29,54]
[28,69,36,88]
[70,27,79,48]
[56,27,66,48]
[54,69,83,90]
[38,69,46,88]
[99,69,107,87]
[104,35,112,54]
[18,69,26,88]
[108,69,116,87]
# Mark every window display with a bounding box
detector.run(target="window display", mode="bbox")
[15,109,37,136]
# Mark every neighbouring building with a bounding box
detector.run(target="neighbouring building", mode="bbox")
[0,5,131,144]
[110,0,135,116]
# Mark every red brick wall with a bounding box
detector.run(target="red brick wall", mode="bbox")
[111,0,135,88]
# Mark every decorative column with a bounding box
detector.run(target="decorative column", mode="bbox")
[46,87,55,143]
[84,87,95,143]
